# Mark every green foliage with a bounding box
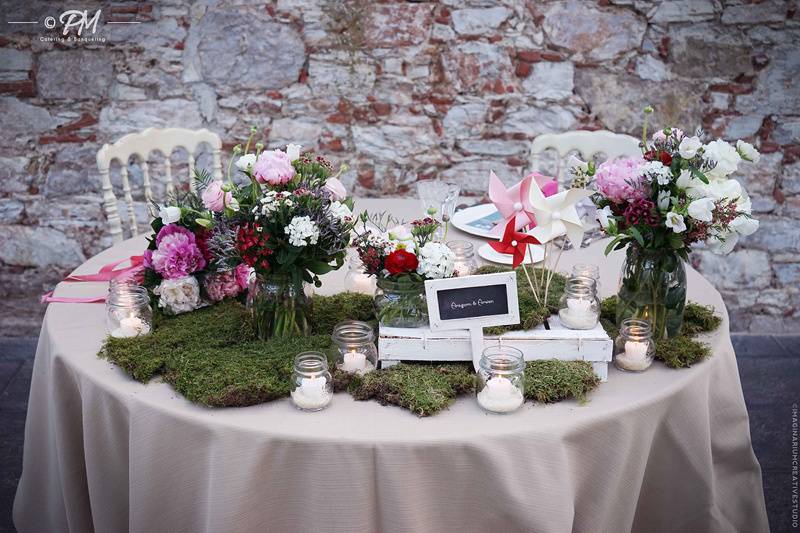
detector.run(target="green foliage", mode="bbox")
[475,265,566,333]
[311,292,376,334]
[599,295,720,368]
[524,360,600,403]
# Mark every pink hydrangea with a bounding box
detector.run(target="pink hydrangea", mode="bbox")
[204,270,242,302]
[150,224,206,280]
[594,156,647,204]
[253,150,296,185]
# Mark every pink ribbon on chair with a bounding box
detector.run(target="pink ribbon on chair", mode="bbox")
[40,255,145,304]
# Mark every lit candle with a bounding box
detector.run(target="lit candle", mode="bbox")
[341,349,367,373]
[290,376,331,410]
[110,315,150,338]
[351,272,375,295]
[559,298,597,329]
[615,340,651,371]
[477,376,524,413]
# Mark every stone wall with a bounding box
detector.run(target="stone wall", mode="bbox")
[0,0,797,335]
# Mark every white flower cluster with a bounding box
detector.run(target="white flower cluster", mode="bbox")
[285,216,320,247]
[328,201,352,223]
[253,190,293,219]
[416,242,455,279]
[640,161,673,185]
[154,276,201,315]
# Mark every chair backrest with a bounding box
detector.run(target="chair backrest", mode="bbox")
[529,130,642,185]
[97,127,223,243]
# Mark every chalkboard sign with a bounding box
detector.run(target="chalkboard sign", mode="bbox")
[436,284,509,321]
[425,271,520,331]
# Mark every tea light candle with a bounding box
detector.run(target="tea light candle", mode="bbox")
[616,340,651,371]
[559,298,597,329]
[290,376,331,410]
[341,349,367,373]
[111,315,151,338]
[477,376,524,413]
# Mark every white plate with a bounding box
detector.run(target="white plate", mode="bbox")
[451,203,501,238]
[478,243,545,265]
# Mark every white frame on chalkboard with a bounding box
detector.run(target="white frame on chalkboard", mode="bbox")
[425,271,520,331]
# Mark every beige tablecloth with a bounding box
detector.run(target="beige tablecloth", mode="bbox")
[14,199,768,533]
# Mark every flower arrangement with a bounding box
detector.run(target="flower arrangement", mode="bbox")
[569,107,760,337]
[142,129,355,339]
[352,213,456,327]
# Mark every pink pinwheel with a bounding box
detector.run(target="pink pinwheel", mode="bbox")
[488,171,558,237]
[489,218,541,268]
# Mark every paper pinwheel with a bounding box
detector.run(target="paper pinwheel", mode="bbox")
[488,171,558,237]
[489,218,541,268]
[526,179,594,248]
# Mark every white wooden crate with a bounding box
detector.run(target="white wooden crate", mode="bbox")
[378,315,612,381]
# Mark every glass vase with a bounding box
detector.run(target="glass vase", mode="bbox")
[616,245,686,341]
[374,277,428,328]
[247,273,312,340]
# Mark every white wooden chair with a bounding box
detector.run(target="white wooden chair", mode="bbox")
[97,127,223,243]
[529,130,642,186]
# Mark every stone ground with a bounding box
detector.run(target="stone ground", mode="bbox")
[0,336,798,532]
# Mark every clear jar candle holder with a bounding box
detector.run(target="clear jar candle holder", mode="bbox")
[332,320,378,375]
[477,346,525,414]
[614,318,655,372]
[558,276,600,330]
[344,256,376,295]
[447,240,478,276]
[290,352,333,411]
[106,285,152,339]
[571,263,601,294]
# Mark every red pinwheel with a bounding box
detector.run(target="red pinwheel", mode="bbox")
[488,218,541,268]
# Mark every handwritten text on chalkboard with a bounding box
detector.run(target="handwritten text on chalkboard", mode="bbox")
[437,283,509,320]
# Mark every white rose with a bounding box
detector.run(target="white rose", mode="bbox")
[707,178,742,201]
[678,136,702,159]
[596,205,613,229]
[687,197,715,222]
[736,188,752,215]
[703,140,741,179]
[158,205,181,224]
[730,214,759,236]
[675,170,708,199]
[154,276,201,315]
[736,140,760,163]
[665,212,686,234]
[236,153,257,171]
[286,143,302,162]
[707,229,739,255]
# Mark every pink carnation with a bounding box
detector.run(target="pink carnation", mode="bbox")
[204,270,243,302]
[253,150,296,185]
[594,156,647,204]
[150,224,207,280]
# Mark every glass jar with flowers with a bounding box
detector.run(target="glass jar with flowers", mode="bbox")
[353,214,456,328]
[570,107,761,339]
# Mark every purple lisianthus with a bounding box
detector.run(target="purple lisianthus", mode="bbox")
[594,156,647,204]
[253,150,296,185]
[150,224,207,280]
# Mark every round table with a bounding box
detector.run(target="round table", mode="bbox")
[14,199,768,533]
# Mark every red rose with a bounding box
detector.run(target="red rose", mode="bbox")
[384,249,418,275]
[659,151,673,166]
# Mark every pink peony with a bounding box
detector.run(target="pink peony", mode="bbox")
[234,263,252,291]
[150,224,207,280]
[253,150,296,185]
[204,270,243,302]
[323,177,347,201]
[202,181,235,212]
[594,156,647,204]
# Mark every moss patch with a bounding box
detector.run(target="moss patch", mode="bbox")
[101,290,604,416]
[475,265,566,333]
[525,360,600,403]
[599,295,719,369]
